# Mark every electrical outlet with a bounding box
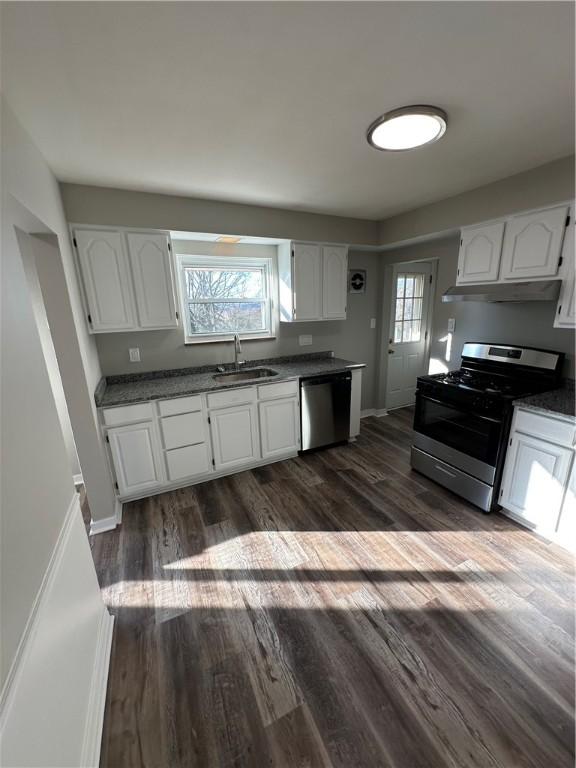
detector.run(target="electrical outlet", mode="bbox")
[129,347,141,362]
[370,318,376,329]
[299,334,313,346]
[447,318,455,333]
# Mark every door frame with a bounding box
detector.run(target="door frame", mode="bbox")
[383,257,438,412]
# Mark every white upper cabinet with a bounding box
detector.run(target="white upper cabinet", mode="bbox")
[292,243,323,321]
[500,204,569,280]
[127,232,178,329]
[278,241,349,322]
[74,229,137,332]
[73,226,179,333]
[457,221,505,284]
[322,245,348,318]
[555,206,575,328]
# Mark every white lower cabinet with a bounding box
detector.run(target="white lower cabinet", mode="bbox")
[556,459,576,540]
[107,422,163,496]
[102,379,310,501]
[500,432,571,528]
[210,403,260,471]
[259,397,300,458]
[165,443,211,482]
[500,406,575,548]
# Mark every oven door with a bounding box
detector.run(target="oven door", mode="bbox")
[413,393,502,483]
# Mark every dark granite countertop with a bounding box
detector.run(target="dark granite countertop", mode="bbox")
[514,380,575,419]
[95,352,366,408]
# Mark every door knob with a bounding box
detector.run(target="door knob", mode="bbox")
[388,349,395,354]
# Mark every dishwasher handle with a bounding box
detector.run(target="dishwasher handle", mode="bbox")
[300,371,352,387]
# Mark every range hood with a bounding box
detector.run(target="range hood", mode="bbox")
[442,280,562,303]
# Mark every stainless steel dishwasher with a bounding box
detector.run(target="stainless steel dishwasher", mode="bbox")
[300,371,352,451]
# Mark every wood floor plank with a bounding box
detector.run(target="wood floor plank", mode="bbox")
[91,410,574,768]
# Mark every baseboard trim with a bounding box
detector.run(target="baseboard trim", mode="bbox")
[360,408,389,418]
[80,609,114,768]
[89,499,123,536]
[0,493,79,717]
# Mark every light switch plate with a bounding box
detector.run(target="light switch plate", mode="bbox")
[129,347,141,362]
[299,334,313,346]
[447,318,456,333]
[370,318,376,329]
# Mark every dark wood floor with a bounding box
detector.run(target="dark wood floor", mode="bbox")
[90,408,575,768]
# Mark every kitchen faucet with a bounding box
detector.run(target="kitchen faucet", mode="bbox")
[233,334,244,370]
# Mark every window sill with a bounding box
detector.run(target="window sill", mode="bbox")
[184,334,277,345]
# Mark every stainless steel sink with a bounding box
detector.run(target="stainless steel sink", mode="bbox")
[213,367,279,383]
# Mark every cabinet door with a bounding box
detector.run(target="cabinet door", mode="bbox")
[322,245,348,318]
[457,222,504,284]
[555,207,575,328]
[556,456,576,545]
[74,229,137,332]
[292,243,322,321]
[107,422,163,496]
[500,432,572,530]
[259,397,299,459]
[210,403,260,471]
[500,205,569,280]
[126,232,178,329]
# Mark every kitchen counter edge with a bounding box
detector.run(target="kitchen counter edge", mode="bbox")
[95,358,366,409]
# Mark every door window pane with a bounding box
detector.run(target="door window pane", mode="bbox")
[393,272,426,344]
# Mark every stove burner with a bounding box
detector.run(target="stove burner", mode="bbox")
[438,370,515,396]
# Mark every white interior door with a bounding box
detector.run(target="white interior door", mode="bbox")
[385,262,434,410]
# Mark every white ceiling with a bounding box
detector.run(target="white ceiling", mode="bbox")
[2,2,574,220]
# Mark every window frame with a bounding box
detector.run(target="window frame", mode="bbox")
[177,253,277,344]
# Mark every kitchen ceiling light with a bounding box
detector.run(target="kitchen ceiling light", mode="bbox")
[367,106,447,151]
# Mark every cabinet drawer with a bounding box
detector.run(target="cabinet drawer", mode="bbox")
[515,408,575,447]
[160,411,206,450]
[102,402,154,426]
[165,443,211,481]
[207,387,256,409]
[258,380,298,400]
[158,395,202,417]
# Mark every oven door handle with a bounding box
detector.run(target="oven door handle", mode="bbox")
[417,394,502,424]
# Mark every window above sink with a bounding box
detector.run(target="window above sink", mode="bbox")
[176,253,277,344]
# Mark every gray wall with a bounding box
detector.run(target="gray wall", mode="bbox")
[375,236,575,410]
[379,155,575,246]
[95,250,381,409]
[61,183,379,246]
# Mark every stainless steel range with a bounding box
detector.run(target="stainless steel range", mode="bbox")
[411,343,564,512]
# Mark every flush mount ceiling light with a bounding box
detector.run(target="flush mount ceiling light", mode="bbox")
[367,105,447,151]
